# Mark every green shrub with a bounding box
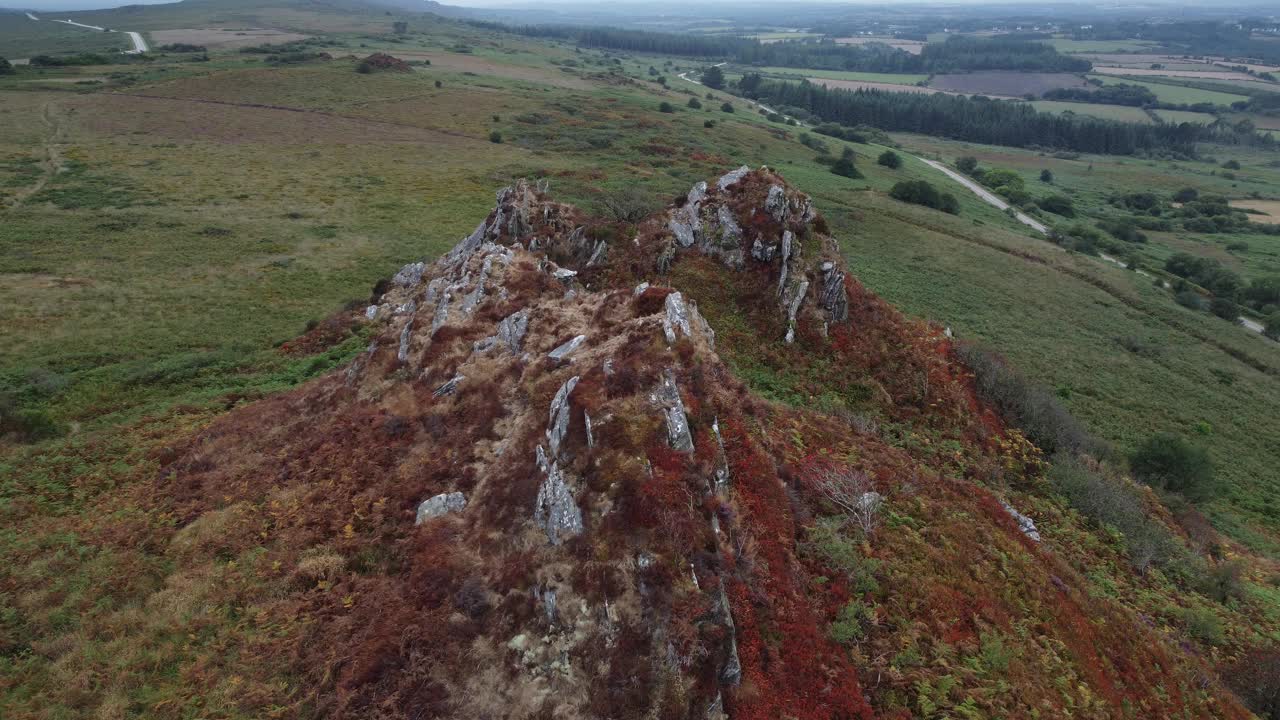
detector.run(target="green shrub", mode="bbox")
[831,156,862,179]
[1265,312,1280,340]
[1181,606,1225,645]
[1130,433,1217,501]
[830,599,871,644]
[1202,560,1246,603]
[687,97,702,109]
[489,131,503,144]
[889,180,958,215]
[877,150,902,169]
[0,57,12,75]
[1039,169,1054,183]
[956,345,1102,457]
[1175,290,1205,311]
[955,156,979,174]
[1037,194,1075,217]
[720,102,734,113]
[29,53,110,67]
[1222,159,1241,170]
[703,119,715,128]
[658,101,675,113]
[1209,296,1239,321]
[1173,187,1199,203]
[1049,455,1176,572]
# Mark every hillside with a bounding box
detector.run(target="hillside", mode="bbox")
[1,167,1256,718]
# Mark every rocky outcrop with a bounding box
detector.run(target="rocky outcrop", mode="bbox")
[546,376,579,459]
[655,370,694,453]
[1000,499,1041,542]
[533,453,584,544]
[820,261,849,323]
[415,491,466,524]
[158,167,1253,720]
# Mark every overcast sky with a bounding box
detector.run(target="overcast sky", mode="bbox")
[3,0,175,10]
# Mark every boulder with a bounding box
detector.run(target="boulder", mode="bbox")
[1000,499,1041,542]
[415,491,467,524]
[549,335,586,362]
[716,165,751,191]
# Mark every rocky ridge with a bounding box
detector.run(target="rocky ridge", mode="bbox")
[161,167,1252,720]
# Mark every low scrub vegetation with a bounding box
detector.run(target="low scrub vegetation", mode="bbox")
[889,180,958,214]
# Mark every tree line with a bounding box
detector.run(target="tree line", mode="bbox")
[468,21,1090,73]
[737,74,1272,155]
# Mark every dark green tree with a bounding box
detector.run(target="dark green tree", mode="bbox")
[1040,169,1054,183]
[702,65,725,89]
[956,156,979,174]
[659,101,675,113]
[877,150,902,169]
[1130,433,1216,501]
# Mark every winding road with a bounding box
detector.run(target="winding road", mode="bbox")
[32,15,149,54]
[676,66,1269,339]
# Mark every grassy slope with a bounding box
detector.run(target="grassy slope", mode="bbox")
[0,14,131,58]
[2,14,1280,718]
[894,133,1280,549]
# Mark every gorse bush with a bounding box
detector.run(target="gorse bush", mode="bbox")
[1130,433,1217,501]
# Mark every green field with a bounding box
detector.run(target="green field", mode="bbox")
[0,13,131,57]
[1043,38,1162,53]
[1030,100,1155,123]
[1154,108,1218,125]
[748,66,930,85]
[1089,74,1252,105]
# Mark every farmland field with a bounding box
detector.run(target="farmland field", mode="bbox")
[1088,74,1251,105]
[1154,108,1217,124]
[834,36,927,54]
[1231,199,1280,219]
[149,28,312,50]
[750,66,929,85]
[1041,38,1161,53]
[1030,100,1154,123]
[806,77,948,95]
[930,70,1088,97]
[1092,65,1261,81]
